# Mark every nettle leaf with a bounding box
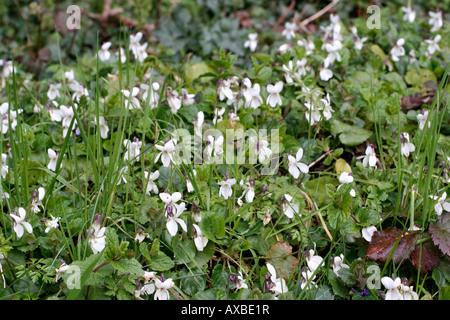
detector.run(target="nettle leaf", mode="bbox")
[111,258,144,276]
[105,228,120,261]
[429,213,450,256]
[266,241,299,280]
[355,208,380,227]
[366,228,420,264]
[327,207,350,230]
[411,240,441,274]
[337,267,357,286]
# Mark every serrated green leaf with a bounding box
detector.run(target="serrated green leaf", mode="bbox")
[111,258,144,276]
[337,267,357,286]
[104,228,119,261]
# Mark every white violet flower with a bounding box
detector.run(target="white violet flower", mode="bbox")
[287,148,309,179]
[10,208,33,238]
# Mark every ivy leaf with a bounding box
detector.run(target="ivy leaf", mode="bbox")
[429,213,450,256]
[365,228,420,264]
[266,241,299,280]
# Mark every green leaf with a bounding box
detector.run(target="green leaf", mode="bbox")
[211,264,229,292]
[330,120,373,146]
[355,208,380,227]
[405,69,437,89]
[327,207,351,230]
[184,62,215,85]
[199,211,225,240]
[335,158,351,174]
[440,287,450,300]
[328,269,349,299]
[104,228,119,261]
[314,285,335,300]
[139,242,151,261]
[179,268,207,296]
[304,176,339,206]
[149,251,175,271]
[337,267,357,286]
[256,66,272,82]
[65,252,105,300]
[191,288,222,300]
[266,241,299,280]
[111,258,144,276]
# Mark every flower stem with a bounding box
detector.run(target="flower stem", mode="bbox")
[409,185,415,231]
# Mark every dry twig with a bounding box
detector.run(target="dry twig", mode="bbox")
[296,0,340,31]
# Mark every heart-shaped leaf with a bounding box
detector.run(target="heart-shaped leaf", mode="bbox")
[266,241,299,280]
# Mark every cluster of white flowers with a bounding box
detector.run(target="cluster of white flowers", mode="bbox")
[10,208,33,238]
[97,32,149,64]
[135,272,175,300]
[319,14,345,82]
[217,76,283,113]
[391,10,442,63]
[265,262,289,298]
[1,102,22,134]
[390,38,406,62]
[1,153,8,180]
[120,83,193,114]
[282,58,308,85]
[382,277,418,300]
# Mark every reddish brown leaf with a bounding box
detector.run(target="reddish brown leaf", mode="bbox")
[411,240,441,274]
[429,213,450,256]
[401,88,435,112]
[38,47,51,61]
[366,227,420,264]
[229,10,253,29]
[54,11,72,37]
